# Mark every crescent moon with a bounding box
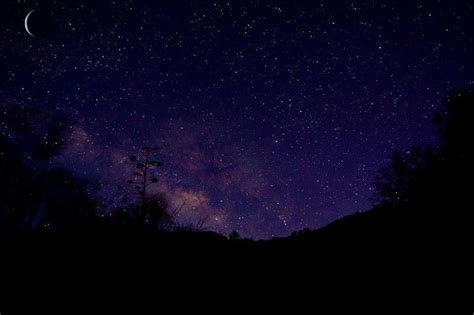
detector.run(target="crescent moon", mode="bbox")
[25,10,36,37]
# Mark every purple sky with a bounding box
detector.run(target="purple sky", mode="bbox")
[1,0,473,238]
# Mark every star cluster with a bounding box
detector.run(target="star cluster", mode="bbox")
[1,0,473,238]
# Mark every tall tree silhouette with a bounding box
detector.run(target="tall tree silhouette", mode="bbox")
[374,89,473,230]
[125,146,169,229]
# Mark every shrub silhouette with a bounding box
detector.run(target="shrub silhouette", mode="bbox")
[111,194,173,230]
[229,230,241,240]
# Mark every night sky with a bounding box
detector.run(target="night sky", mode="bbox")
[1,0,473,238]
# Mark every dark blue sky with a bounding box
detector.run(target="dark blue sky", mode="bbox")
[1,0,473,238]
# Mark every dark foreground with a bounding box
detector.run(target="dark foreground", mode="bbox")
[2,204,472,313]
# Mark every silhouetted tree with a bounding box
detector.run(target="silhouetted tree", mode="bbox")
[123,146,170,229]
[128,147,163,210]
[433,89,473,162]
[374,147,435,207]
[0,101,98,231]
[374,89,473,228]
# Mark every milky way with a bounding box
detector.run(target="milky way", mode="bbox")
[1,0,473,238]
